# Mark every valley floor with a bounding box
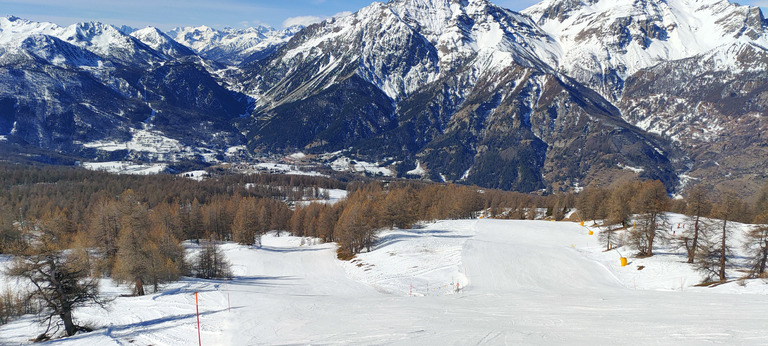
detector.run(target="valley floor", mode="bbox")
[2,219,768,345]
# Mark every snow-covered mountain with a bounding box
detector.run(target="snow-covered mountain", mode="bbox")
[168,25,300,65]
[0,16,249,161]
[0,17,102,67]
[618,41,768,194]
[57,21,166,66]
[0,16,164,67]
[249,0,559,104]
[1,0,768,196]
[130,27,196,59]
[0,16,290,67]
[387,0,560,73]
[523,0,768,100]
[240,0,681,192]
[520,0,768,194]
[0,16,61,46]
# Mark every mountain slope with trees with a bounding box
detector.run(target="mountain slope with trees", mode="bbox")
[1,0,768,196]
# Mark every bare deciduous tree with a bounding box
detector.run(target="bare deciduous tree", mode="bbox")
[9,217,107,338]
[696,192,740,283]
[746,186,768,278]
[628,180,669,257]
[744,224,768,279]
[680,185,712,264]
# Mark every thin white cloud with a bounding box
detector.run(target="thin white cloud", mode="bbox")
[333,11,354,19]
[282,15,325,28]
[281,11,353,29]
[239,19,270,28]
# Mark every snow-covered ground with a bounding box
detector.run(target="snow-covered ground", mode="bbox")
[81,128,186,156]
[251,163,326,177]
[178,170,208,181]
[81,161,168,175]
[2,219,768,345]
[328,157,395,177]
[294,188,348,207]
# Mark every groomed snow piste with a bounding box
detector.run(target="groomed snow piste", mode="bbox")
[2,219,768,344]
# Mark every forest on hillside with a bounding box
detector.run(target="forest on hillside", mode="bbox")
[2,162,768,338]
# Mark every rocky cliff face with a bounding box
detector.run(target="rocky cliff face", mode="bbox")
[620,42,768,194]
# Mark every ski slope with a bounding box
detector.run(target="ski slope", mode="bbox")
[2,219,768,344]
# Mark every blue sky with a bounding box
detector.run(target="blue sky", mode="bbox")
[1,0,767,31]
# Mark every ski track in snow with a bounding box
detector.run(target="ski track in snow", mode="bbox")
[2,219,768,344]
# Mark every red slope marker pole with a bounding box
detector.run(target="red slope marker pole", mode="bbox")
[196,292,202,346]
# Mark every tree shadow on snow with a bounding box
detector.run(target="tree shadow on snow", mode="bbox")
[150,280,222,300]
[374,229,472,249]
[374,234,420,249]
[259,246,325,253]
[227,275,297,286]
[431,234,473,239]
[47,308,234,344]
[404,229,453,235]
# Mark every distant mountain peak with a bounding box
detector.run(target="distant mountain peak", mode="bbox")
[167,25,296,65]
[117,25,136,35]
[19,33,103,67]
[130,27,196,59]
[54,21,168,66]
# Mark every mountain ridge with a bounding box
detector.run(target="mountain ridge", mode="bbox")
[0,0,767,196]
[524,0,768,100]
[237,0,685,192]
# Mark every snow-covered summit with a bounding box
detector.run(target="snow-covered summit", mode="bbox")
[0,17,165,66]
[387,0,560,70]
[60,22,165,66]
[263,0,561,103]
[523,0,768,98]
[168,25,297,65]
[18,34,104,67]
[130,26,196,59]
[0,15,62,47]
[61,22,136,53]
[0,15,297,67]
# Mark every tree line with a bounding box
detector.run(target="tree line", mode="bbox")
[288,182,486,258]
[0,163,345,252]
